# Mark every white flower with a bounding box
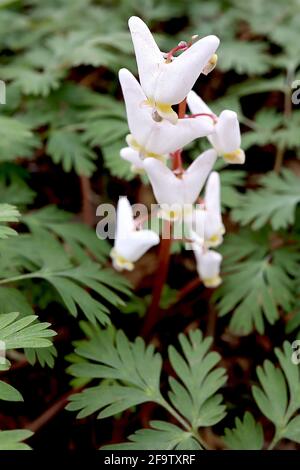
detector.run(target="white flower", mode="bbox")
[187,90,245,164]
[194,248,222,288]
[120,147,150,174]
[143,149,217,219]
[128,16,220,123]
[111,196,159,271]
[191,171,225,247]
[119,68,215,171]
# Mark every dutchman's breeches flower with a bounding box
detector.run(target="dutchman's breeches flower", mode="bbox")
[128,16,220,124]
[194,248,223,288]
[143,149,217,220]
[119,68,215,172]
[190,171,225,247]
[187,91,245,164]
[109,15,247,293]
[111,197,159,271]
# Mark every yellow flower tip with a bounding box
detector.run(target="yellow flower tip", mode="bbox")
[126,134,139,151]
[158,208,181,221]
[130,165,145,175]
[223,148,245,164]
[202,54,218,76]
[126,134,166,162]
[145,99,178,125]
[203,275,222,288]
[157,103,178,124]
[207,232,223,248]
[158,205,193,221]
[110,248,134,271]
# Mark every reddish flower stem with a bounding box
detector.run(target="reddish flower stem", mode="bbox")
[141,226,172,338]
[178,99,187,122]
[80,175,94,226]
[176,277,202,303]
[26,387,83,434]
[166,43,189,62]
[185,112,218,124]
[141,99,187,338]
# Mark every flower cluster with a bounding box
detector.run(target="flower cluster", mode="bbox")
[111,16,245,288]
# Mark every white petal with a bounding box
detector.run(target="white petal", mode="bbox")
[143,157,184,205]
[215,110,241,153]
[203,172,224,244]
[128,16,163,99]
[168,115,214,147]
[189,211,206,242]
[187,91,219,149]
[145,115,214,155]
[188,91,244,164]
[144,149,217,214]
[223,148,245,164]
[155,35,220,105]
[183,149,217,203]
[187,90,212,115]
[120,147,144,169]
[115,196,135,252]
[119,68,153,147]
[205,171,220,213]
[119,69,212,156]
[195,249,222,287]
[122,230,160,262]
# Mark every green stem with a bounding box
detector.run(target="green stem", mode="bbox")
[158,398,209,449]
[191,428,210,450]
[159,398,191,431]
[0,272,41,285]
[268,430,280,450]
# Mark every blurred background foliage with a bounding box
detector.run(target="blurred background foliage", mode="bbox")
[0,0,300,450]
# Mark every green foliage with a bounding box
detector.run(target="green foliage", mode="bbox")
[219,41,270,75]
[252,342,300,447]
[102,421,202,451]
[23,205,109,263]
[67,327,226,449]
[46,130,97,176]
[0,116,38,162]
[242,109,284,150]
[0,312,56,401]
[0,430,33,451]
[0,0,300,451]
[0,311,55,350]
[67,327,163,418]
[0,178,36,206]
[218,165,246,210]
[0,203,20,239]
[232,170,300,230]
[168,331,227,429]
[223,412,264,450]
[242,110,300,152]
[214,230,300,334]
[0,230,131,325]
